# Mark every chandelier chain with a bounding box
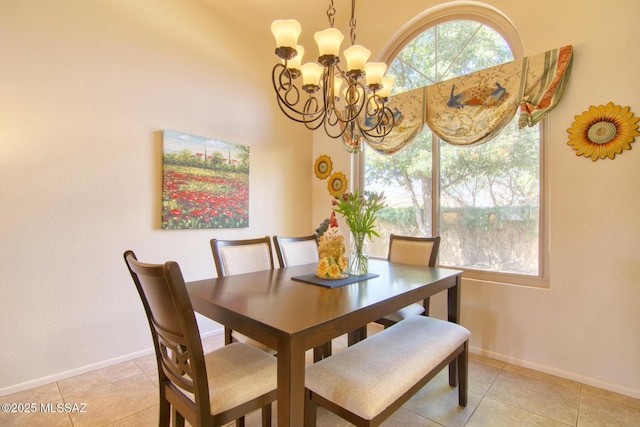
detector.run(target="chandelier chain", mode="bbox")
[349,0,357,45]
[326,0,336,27]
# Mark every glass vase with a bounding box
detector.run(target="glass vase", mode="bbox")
[349,232,369,276]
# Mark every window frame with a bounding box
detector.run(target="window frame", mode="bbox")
[362,3,550,288]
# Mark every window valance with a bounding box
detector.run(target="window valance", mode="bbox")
[362,45,573,154]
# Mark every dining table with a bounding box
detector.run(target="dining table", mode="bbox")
[187,258,463,426]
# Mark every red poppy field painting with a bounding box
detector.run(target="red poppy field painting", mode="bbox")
[162,130,249,229]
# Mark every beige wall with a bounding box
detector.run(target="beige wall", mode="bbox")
[312,0,640,398]
[1,0,638,400]
[0,0,312,394]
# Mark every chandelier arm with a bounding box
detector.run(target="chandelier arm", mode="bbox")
[357,104,396,141]
[275,96,319,125]
[335,80,367,125]
[272,63,301,108]
[360,94,389,128]
[323,116,350,139]
[277,97,328,127]
[273,63,328,126]
[273,66,301,110]
[321,65,357,128]
[366,93,385,115]
[302,97,327,130]
[303,119,326,131]
[335,63,366,116]
[273,62,294,90]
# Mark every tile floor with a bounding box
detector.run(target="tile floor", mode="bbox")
[2,327,639,426]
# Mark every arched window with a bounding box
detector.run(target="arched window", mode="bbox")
[365,5,548,287]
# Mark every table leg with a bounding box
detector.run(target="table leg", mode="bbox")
[447,275,461,386]
[277,336,306,427]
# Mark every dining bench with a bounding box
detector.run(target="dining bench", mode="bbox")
[304,315,471,426]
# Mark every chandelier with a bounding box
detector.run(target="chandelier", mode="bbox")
[270,0,396,150]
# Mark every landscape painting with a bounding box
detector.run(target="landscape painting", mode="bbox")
[162,129,249,229]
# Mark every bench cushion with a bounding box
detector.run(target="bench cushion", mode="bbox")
[305,315,470,420]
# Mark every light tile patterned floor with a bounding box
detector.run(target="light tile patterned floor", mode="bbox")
[2,329,639,426]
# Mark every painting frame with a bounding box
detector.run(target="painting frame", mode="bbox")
[161,129,250,229]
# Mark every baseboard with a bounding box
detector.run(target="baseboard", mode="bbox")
[0,329,224,398]
[4,333,637,400]
[470,345,640,399]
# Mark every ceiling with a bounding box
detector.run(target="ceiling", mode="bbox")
[197,0,361,42]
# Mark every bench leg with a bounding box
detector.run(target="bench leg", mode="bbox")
[448,358,458,387]
[458,342,469,407]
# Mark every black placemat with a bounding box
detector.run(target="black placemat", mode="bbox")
[291,272,379,288]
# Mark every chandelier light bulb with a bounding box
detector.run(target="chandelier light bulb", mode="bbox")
[343,45,371,75]
[333,77,344,99]
[378,76,395,98]
[365,62,387,88]
[301,62,324,87]
[271,19,302,49]
[314,28,344,61]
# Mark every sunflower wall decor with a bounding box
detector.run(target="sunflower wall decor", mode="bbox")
[567,102,640,161]
[314,155,332,179]
[327,172,348,197]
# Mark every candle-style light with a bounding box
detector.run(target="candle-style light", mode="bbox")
[301,63,323,92]
[378,77,395,99]
[271,19,301,59]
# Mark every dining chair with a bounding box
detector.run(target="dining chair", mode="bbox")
[272,235,319,268]
[123,250,277,427]
[373,234,441,329]
[210,237,276,354]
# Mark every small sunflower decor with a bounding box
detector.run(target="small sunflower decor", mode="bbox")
[327,172,348,197]
[567,102,640,161]
[314,155,332,179]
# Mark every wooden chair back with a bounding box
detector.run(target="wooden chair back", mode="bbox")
[273,235,319,268]
[210,236,274,277]
[123,250,209,426]
[388,234,441,267]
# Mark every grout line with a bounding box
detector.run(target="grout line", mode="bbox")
[482,362,581,426]
[461,361,506,426]
[575,384,583,427]
[54,382,74,427]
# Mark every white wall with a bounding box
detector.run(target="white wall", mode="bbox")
[0,0,312,394]
[312,0,639,397]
